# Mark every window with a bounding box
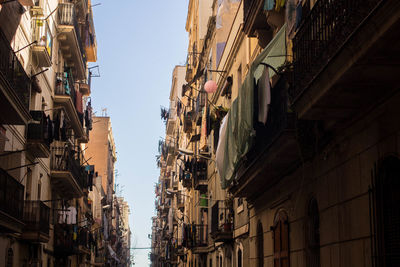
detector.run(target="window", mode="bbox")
[374,156,400,266]
[305,198,320,267]
[257,221,264,267]
[237,248,242,267]
[273,211,289,267]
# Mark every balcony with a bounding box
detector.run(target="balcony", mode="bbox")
[57,3,87,80]
[183,113,193,133]
[0,29,31,125]
[166,144,177,166]
[21,200,50,243]
[31,19,52,67]
[187,224,208,254]
[30,0,44,16]
[291,0,400,124]
[54,71,84,138]
[194,90,206,125]
[166,108,177,135]
[182,175,192,189]
[26,110,51,158]
[54,223,78,256]
[0,168,24,233]
[211,201,233,243]
[229,77,299,201]
[78,80,90,96]
[243,0,276,47]
[50,144,87,198]
[193,159,207,192]
[78,227,90,254]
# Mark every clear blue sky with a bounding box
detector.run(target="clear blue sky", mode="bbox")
[91,1,189,266]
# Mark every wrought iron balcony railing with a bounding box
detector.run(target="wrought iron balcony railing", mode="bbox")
[292,0,383,101]
[55,71,77,103]
[50,145,88,189]
[0,29,30,111]
[54,223,79,256]
[23,200,50,236]
[211,201,233,242]
[184,224,208,248]
[27,110,51,147]
[57,2,87,66]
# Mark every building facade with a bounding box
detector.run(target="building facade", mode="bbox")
[0,1,131,266]
[0,0,97,266]
[152,0,400,267]
[86,116,131,266]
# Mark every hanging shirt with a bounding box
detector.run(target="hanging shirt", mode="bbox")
[264,0,275,11]
[67,206,77,224]
[258,66,271,124]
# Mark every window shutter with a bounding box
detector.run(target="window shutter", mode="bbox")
[273,211,290,267]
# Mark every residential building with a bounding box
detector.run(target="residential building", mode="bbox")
[0,0,105,266]
[152,0,400,267]
[86,115,131,266]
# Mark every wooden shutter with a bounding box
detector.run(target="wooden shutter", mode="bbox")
[273,211,289,267]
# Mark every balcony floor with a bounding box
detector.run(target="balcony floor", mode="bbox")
[51,170,84,198]
[21,231,50,243]
[0,210,24,233]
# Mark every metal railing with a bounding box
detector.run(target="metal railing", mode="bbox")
[23,200,50,236]
[27,110,51,147]
[188,224,208,248]
[0,168,24,221]
[78,227,90,249]
[292,0,383,101]
[245,75,295,164]
[195,90,206,117]
[192,159,207,183]
[57,3,87,66]
[0,29,30,111]
[54,223,78,255]
[211,201,233,235]
[50,144,88,189]
[55,71,77,105]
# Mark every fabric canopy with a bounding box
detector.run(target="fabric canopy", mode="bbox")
[217,25,287,189]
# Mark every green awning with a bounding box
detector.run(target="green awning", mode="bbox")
[218,25,287,189]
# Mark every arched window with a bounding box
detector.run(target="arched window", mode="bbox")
[257,221,264,267]
[238,248,242,267]
[375,156,400,266]
[305,198,320,267]
[273,211,289,267]
[236,242,243,267]
[218,250,224,267]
